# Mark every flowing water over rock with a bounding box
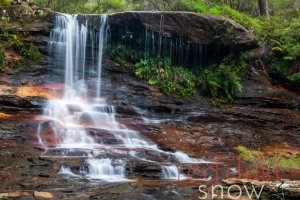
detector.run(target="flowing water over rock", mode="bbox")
[37,13,208,182]
[0,8,300,199]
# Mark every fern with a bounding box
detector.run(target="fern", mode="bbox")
[0,45,5,71]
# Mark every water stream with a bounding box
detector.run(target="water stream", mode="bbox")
[38,13,208,182]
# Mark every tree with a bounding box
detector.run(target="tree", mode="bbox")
[258,0,269,19]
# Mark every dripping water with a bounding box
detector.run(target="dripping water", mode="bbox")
[38,13,210,182]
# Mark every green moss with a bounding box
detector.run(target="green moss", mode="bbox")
[235,146,264,166]
[235,146,300,170]
[278,156,300,169]
[182,0,207,13]
[0,0,12,6]
[207,5,264,35]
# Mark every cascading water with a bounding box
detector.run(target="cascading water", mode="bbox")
[86,158,126,181]
[96,15,108,99]
[38,13,210,182]
[162,165,187,180]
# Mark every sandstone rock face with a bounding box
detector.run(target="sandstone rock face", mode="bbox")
[0,7,258,68]
[0,5,53,57]
[0,6,299,200]
[78,12,258,67]
[108,12,257,49]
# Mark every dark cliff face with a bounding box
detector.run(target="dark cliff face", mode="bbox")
[74,11,257,48]
[75,11,258,68]
[108,12,257,49]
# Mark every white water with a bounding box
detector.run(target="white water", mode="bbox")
[174,151,207,163]
[86,158,127,182]
[96,15,108,99]
[38,13,210,182]
[162,165,187,180]
[59,166,80,178]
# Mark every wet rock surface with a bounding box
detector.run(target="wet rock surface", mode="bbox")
[0,7,299,199]
[0,56,299,199]
[108,12,257,49]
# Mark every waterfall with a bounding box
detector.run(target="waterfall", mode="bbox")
[86,158,126,182]
[37,13,210,182]
[96,15,108,99]
[162,166,187,180]
[174,151,207,163]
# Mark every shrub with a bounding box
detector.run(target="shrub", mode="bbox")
[270,58,290,76]
[21,43,43,61]
[268,15,300,77]
[109,44,245,101]
[270,17,300,59]
[182,0,207,13]
[135,57,197,97]
[8,34,24,48]
[198,58,245,103]
[288,72,300,82]
[0,45,5,71]
[108,44,142,64]
[6,33,43,61]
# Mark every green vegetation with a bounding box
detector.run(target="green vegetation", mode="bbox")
[0,31,43,70]
[288,72,300,82]
[108,45,198,97]
[6,33,43,61]
[34,0,130,14]
[135,57,197,97]
[0,0,12,6]
[208,5,264,35]
[235,146,300,169]
[198,58,245,103]
[6,32,42,61]
[278,156,300,169]
[21,43,43,61]
[107,44,142,67]
[108,44,245,100]
[268,12,300,78]
[181,0,207,13]
[0,45,5,71]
